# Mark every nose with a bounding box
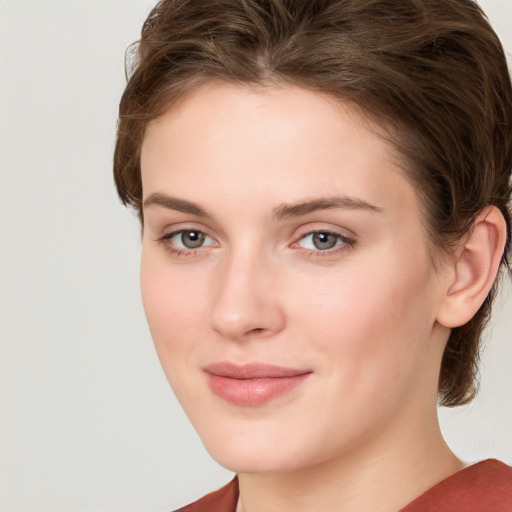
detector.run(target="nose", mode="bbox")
[208,249,286,341]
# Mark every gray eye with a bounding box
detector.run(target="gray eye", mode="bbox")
[181,230,206,248]
[312,232,338,250]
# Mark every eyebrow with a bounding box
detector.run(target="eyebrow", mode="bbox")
[143,192,383,220]
[273,196,383,219]
[143,193,210,217]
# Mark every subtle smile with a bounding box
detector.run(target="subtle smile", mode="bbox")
[204,362,312,407]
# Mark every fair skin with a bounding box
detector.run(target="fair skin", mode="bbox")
[139,82,506,512]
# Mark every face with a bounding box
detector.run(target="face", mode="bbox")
[140,83,451,474]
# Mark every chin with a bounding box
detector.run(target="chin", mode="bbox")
[194,419,326,475]
[198,429,279,473]
[208,446,304,474]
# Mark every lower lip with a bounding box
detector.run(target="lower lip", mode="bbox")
[206,373,311,407]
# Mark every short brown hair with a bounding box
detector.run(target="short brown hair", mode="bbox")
[113,0,512,406]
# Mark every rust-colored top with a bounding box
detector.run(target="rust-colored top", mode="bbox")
[174,459,512,512]
[399,459,512,511]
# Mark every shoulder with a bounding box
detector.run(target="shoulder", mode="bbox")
[400,459,512,512]
[173,477,239,512]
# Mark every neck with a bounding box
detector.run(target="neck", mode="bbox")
[237,409,463,512]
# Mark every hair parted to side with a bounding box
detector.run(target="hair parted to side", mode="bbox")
[114,0,512,406]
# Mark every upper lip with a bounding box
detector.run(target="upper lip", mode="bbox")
[204,362,311,379]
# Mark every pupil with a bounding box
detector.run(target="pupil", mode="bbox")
[182,231,205,248]
[313,232,337,250]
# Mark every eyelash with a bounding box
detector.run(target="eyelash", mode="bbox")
[292,230,355,258]
[156,229,356,258]
[156,229,217,258]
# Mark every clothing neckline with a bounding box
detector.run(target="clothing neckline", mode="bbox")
[233,459,512,512]
[174,458,512,512]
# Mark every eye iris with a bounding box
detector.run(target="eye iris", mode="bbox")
[181,231,205,248]
[312,232,337,250]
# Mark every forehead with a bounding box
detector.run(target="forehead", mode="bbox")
[140,82,420,222]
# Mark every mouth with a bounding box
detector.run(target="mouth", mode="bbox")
[203,362,312,407]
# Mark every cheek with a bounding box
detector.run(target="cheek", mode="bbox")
[140,250,206,354]
[139,251,215,411]
[287,252,436,376]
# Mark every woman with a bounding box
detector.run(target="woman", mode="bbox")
[114,0,512,510]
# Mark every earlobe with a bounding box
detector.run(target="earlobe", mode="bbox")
[436,207,507,329]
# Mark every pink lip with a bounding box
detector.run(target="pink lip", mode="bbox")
[204,362,312,407]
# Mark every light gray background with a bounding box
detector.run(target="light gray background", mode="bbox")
[0,1,511,510]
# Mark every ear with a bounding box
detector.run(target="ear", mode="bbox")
[436,207,507,328]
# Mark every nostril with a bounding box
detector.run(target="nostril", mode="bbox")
[244,327,267,338]
[209,280,286,340]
